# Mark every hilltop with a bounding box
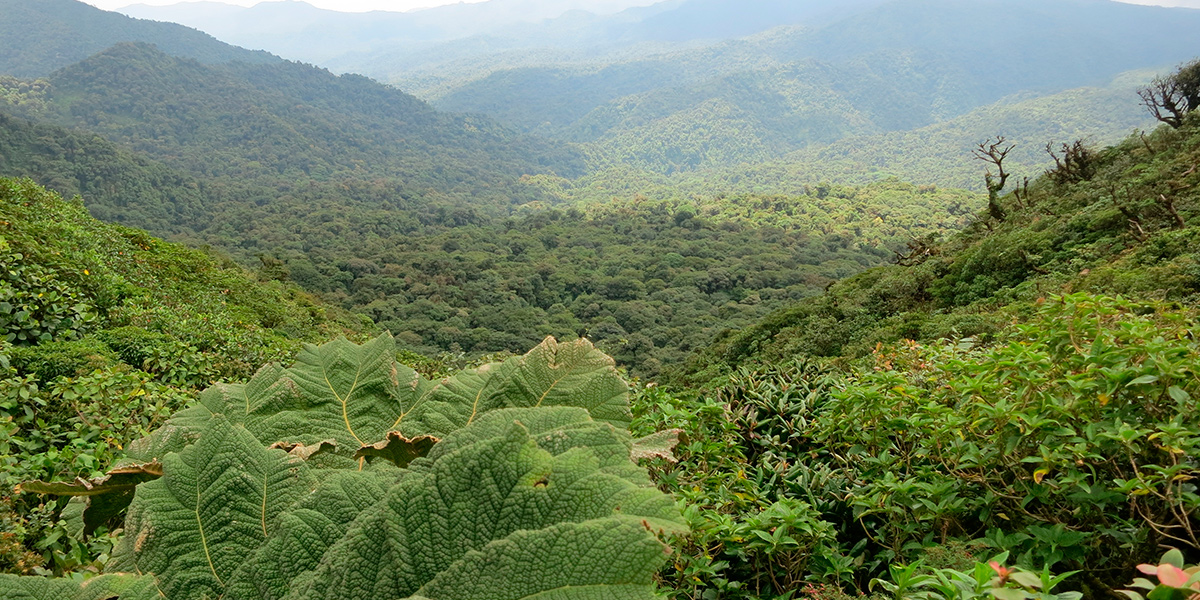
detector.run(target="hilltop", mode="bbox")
[0,0,277,77]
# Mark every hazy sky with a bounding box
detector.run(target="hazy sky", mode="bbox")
[93,0,624,13]
[84,0,1200,12]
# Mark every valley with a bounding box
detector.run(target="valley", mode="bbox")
[0,0,1198,598]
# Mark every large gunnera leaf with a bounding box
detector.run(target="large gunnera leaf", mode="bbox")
[108,416,316,600]
[406,336,631,435]
[6,335,684,600]
[116,334,628,466]
[277,415,684,600]
[0,574,160,600]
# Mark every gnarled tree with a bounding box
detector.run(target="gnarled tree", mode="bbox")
[1138,58,1200,129]
[973,136,1015,222]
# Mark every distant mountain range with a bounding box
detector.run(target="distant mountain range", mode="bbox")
[1,0,1195,194]
[0,0,276,77]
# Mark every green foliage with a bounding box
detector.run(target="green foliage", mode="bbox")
[0,178,369,575]
[2,334,686,599]
[1122,549,1200,600]
[640,294,1200,598]
[685,116,1200,381]
[5,339,115,381]
[0,241,98,346]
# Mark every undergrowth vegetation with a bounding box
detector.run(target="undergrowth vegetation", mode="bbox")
[634,294,1199,599]
[0,333,686,600]
[0,177,367,574]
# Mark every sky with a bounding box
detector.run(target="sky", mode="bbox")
[82,0,1200,11]
[89,0,603,13]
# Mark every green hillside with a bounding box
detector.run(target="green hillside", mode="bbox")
[0,177,369,574]
[430,0,1200,179]
[0,111,209,233]
[630,109,1200,600]
[1,43,584,201]
[0,0,277,77]
[684,110,1200,382]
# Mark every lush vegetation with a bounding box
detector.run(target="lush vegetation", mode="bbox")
[2,5,1200,600]
[0,177,366,574]
[637,294,1200,599]
[273,180,977,378]
[0,60,983,378]
[1,333,687,600]
[619,103,1200,600]
[685,109,1200,382]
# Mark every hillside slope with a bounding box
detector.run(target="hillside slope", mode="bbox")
[0,111,210,233]
[681,113,1200,382]
[0,0,277,77]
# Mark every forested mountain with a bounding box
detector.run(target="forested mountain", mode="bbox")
[120,0,671,63]
[0,0,276,77]
[96,0,1200,189]
[0,35,981,378]
[536,70,1155,198]
[119,0,884,68]
[0,110,209,232]
[0,103,980,377]
[0,42,585,216]
[432,0,1200,174]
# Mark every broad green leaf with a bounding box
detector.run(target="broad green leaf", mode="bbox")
[407,520,670,600]
[241,335,430,452]
[422,407,651,486]
[285,418,683,600]
[109,416,316,600]
[0,573,160,600]
[413,337,631,434]
[226,471,395,600]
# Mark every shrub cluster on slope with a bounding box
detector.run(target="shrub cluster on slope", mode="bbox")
[636,295,1200,599]
[0,177,366,573]
[629,112,1200,600]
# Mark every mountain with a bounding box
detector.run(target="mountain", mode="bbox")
[561,69,1155,195]
[0,110,209,233]
[0,43,584,214]
[0,0,277,77]
[118,0,675,64]
[431,0,1200,175]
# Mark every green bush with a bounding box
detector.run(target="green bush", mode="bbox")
[636,294,1200,599]
[0,240,98,346]
[5,338,116,381]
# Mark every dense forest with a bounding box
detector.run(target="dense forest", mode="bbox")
[1,1,1200,599]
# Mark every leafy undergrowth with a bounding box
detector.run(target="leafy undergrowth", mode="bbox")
[0,177,369,574]
[1,333,686,599]
[634,293,1200,600]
